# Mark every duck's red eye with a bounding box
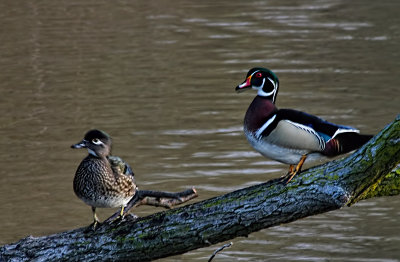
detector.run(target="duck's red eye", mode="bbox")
[255,72,262,78]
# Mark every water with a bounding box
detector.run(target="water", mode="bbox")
[0,0,399,261]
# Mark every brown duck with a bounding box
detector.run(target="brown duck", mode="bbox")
[71,129,137,229]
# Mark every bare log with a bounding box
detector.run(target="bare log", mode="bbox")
[1,115,399,262]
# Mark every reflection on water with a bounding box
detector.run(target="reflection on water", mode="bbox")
[0,0,399,261]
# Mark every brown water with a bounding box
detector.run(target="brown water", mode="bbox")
[0,0,399,261]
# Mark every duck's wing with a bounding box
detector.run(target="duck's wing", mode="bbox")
[108,155,135,181]
[259,115,326,152]
[274,109,372,156]
[276,109,359,137]
[256,108,361,152]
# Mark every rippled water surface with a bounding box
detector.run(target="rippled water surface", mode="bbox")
[0,0,399,261]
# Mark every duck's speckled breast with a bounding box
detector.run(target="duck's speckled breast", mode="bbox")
[73,156,135,208]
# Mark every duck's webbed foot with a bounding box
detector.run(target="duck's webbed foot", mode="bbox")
[85,207,101,231]
[87,220,101,231]
[104,206,124,224]
[104,206,138,225]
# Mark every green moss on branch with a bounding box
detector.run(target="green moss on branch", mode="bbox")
[360,165,400,200]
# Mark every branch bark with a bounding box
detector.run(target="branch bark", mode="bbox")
[1,115,399,262]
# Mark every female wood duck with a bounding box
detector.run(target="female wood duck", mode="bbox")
[235,67,373,183]
[71,129,137,229]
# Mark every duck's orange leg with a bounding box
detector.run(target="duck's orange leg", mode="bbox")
[285,154,307,184]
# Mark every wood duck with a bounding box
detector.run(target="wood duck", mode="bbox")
[71,129,137,229]
[235,67,373,183]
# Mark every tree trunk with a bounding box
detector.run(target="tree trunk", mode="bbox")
[1,115,399,262]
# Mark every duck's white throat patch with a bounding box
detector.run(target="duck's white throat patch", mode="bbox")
[88,148,98,157]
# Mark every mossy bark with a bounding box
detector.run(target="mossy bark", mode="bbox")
[358,164,400,200]
[1,115,399,262]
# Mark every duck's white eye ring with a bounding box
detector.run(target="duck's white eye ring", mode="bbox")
[92,138,103,145]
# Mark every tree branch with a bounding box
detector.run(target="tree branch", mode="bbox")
[136,188,198,209]
[1,115,399,262]
[104,188,198,223]
[208,242,232,262]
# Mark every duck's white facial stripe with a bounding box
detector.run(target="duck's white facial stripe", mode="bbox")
[256,114,277,138]
[256,77,278,101]
[272,80,278,102]
[254,79,271,97]
[252,78,265,89]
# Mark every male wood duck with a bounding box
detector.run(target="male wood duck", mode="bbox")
[71,129,137,229]
[235,67,373,183]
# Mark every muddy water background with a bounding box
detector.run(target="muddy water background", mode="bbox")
[0,0,399,261]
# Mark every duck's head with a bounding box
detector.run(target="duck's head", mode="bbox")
[71,129,112,158]
[235,67,279,103]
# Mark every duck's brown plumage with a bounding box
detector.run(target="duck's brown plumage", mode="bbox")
[71,129,137,228]
[73,154,136,209]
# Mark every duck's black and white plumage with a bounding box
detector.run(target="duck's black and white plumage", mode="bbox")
[71,129,137,229]
[236,67,373,182]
